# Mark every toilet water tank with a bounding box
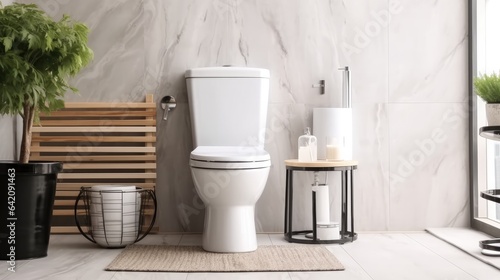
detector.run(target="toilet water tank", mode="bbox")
[185,67,270,148]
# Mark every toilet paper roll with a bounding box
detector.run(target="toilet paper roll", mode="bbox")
[317,222,340,240]
[312,184,330,224]
[313,108,352,160]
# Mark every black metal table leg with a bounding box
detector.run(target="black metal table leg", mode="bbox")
[350,169,354,241]
[341,170,347,236]
[312,190,317,240]
[284,169,289,236]
[288,169,293,239]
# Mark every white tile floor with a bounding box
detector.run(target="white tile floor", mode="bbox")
[427,227,500,269]
[1,231,499,280]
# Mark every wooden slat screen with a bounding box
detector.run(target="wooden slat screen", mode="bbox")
[30,94,157,234]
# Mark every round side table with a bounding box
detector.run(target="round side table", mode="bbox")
[284,159,358,244]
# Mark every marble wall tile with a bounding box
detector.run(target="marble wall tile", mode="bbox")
[332,0,391,104]
[236,0,342,106]
[352,103,390,231]
[155,104,202,232]
[144,0,225,101]
[386,0,469,230]
[388,0,468,103]
[20,0,147,102]
[388,103,469,230]
[8,0,469,233]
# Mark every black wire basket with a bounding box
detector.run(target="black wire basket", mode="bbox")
[75,186,157,248]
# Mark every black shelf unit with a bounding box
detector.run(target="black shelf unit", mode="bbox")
[478,126,500,255]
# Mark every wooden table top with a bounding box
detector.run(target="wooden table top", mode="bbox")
[284,159,358,168]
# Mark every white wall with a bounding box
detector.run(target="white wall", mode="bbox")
[16,0,469,232]
[0,117,16,161]
[1,0,17,161]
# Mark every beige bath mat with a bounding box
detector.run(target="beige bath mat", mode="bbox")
[105,245,344,272]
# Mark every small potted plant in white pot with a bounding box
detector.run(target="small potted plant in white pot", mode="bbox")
[0,2,93,259]
[474,72,500,126]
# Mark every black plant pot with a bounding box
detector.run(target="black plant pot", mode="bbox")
[0,161,62,260]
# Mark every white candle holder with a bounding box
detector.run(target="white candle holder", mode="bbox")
[325,136,346,161]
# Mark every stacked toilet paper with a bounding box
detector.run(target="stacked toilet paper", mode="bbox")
[312,184,340,240]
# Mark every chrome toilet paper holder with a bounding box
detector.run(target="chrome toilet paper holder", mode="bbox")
[160,95,176,121]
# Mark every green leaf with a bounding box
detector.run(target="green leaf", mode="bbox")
[0,3,93,161]
[3,37,12,51]
[474,72,500,103]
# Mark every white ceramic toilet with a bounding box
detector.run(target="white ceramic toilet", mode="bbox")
[185,67,271,253]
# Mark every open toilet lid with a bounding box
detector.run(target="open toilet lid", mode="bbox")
[191,146,270,162]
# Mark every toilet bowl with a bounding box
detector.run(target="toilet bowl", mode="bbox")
[190,146,270,252]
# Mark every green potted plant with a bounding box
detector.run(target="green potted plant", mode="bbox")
[0,2,93,259]
[474,72,500,126]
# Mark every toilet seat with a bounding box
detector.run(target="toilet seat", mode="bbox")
[190,146,271,169]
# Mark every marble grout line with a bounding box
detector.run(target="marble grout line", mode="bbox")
[263,233,273,245]
[338,244,376,280]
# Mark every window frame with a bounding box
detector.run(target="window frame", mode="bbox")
[470,0,500,237]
